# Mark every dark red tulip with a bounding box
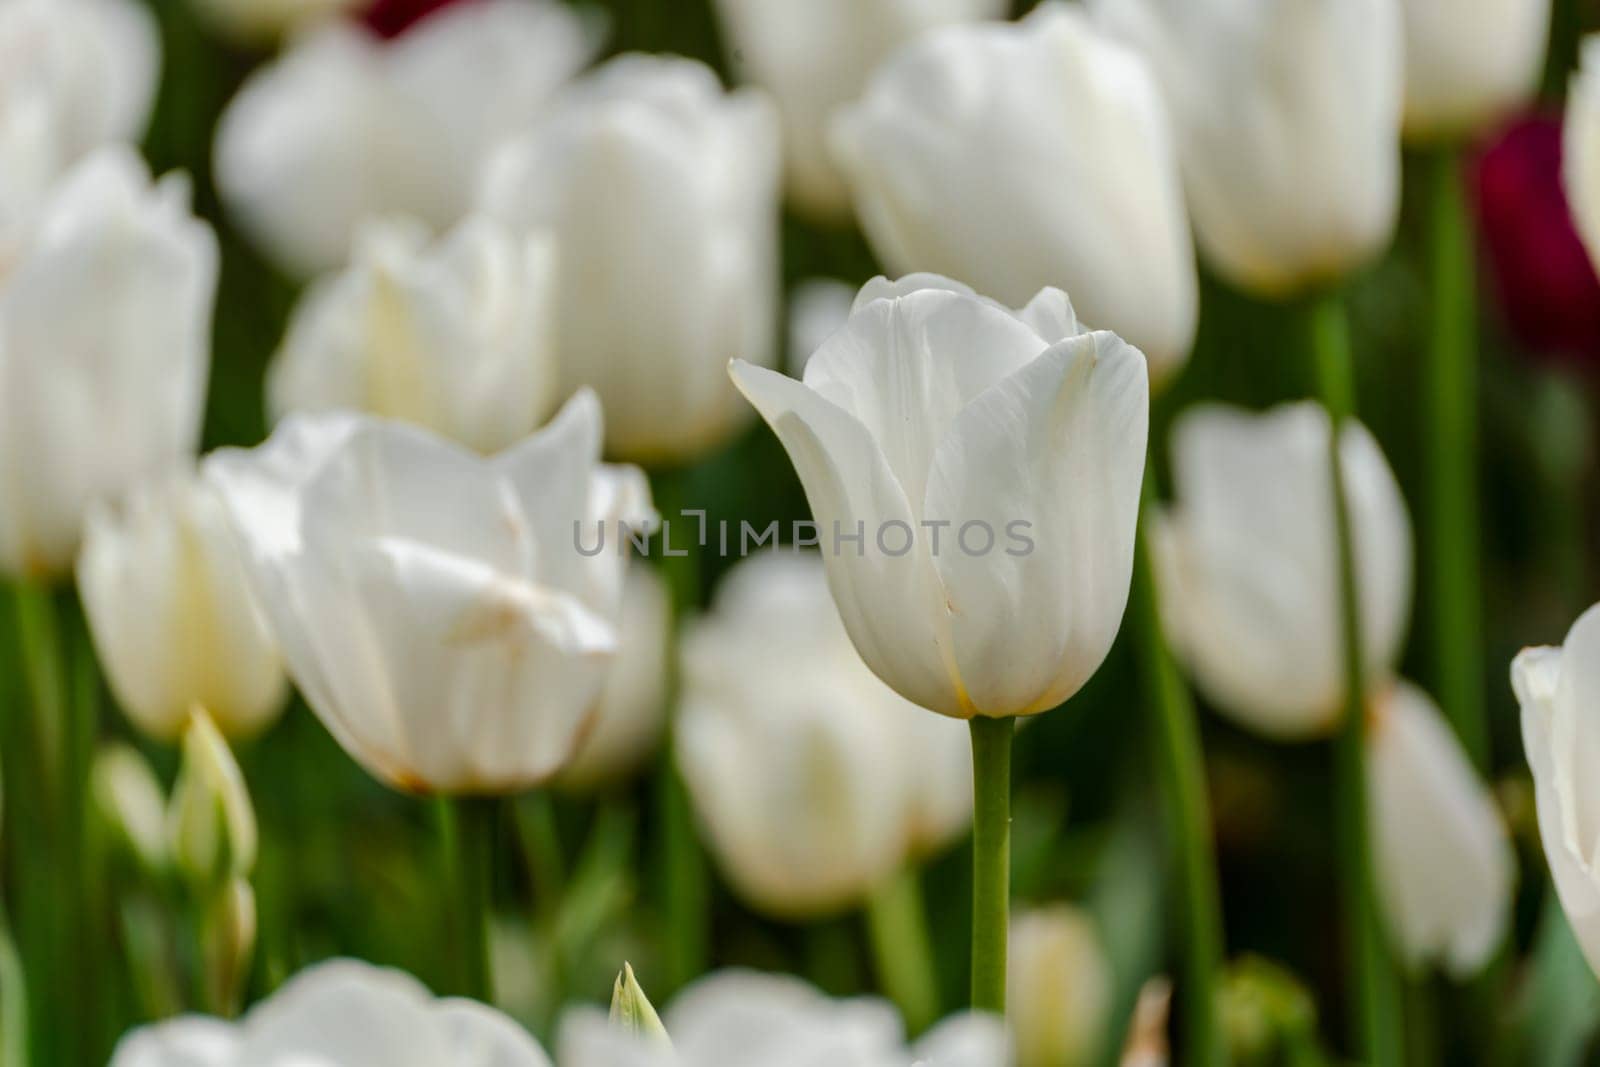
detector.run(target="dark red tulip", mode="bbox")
[363,0,475,39]
[1473,113,1600,367]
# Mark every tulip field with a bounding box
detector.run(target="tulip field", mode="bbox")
[4,0,1600,1064]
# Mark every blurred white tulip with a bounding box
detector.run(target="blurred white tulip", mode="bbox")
[186,0,358,43]
[1153,403,1412,739]
[0,0,160,265]
[1565,37,1600,278]
[203,391,654,794]
[1514,602,1600,978]
[731,274,1148,720]
[555,564,671,790]
[214,0,601,276]
[1008,907,1113,1067]
[788,277,855,378]
[831,4,1197,379]
[0,147,218,579]
[92,744,170,875]
[167,711,257,889]
[109,957,553,1066]
[482,55,781,464]
[79,474,286,743]
[558,968,1009,1067]
[1400,0,1550,140]
[1092,0,1403,298]
[712,0,1006,221]
[268,216,559,453]
[1367,680,1514,977]
[677,551,972,918]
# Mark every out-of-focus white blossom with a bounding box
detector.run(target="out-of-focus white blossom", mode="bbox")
[732,274,1148,720]
[787,277,855,378]
[80,474,286,743]
[1092,0,1403,297]
[1008,907,1113,1067]
[555,564,671,791]
[0,147,218,579]
[215,0,601,276]
[713,0,1006,221]
[676,552,973,919]
[204,392,653,795]
[0,0,160,265]
[92,744,170,875]
[832,4,1197,379]
[1564,37,1600,278]
[268,216,558,453]
[1400,0,1551,140]
[109,958,553,1066]
[483,55,781,464]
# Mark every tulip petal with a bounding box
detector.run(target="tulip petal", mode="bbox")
[434,1001,557,1067]
[730,360,963,715]
[494,389,605,577]
[107,1018,237,1067]
[1368,680,1515,977]
[923,331,1147,716]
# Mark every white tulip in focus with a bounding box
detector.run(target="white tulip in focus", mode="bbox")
[109,958,554,1066]
[676,552,972,918]
[1514,602,1600,978]
[186,0,358,43]
[1367,680,1515,977]
[268,216,559,453]
[203,391,655,794]
[0,0,160,264]
[482,55,781,464]
[0,147,218,579]
[1008,907,1113,1067]
[713,0,1006,221]
[214,0,601,276]
[555,564,671,790]
[1564,38,1600,278]
[1400,0,1551,140]
[79,474,287,743]
[731,274,1149,720]
[832,4,1197,380]
[1153,403,1413,739]
[1092,0,1404,298]
[167,711,257,889]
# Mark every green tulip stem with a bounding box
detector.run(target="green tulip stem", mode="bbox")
[865,865,940,1035]
[1424,147,1487,768]
[438,795,494,1002]
[969,715,1014,1014]
[1308,293,1404,1067]
[1130,482,1228,1067]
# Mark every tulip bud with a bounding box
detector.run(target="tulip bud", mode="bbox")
[167,710,257,889]
[1093,0,1403,298]
[713,0,1005,221]
[267,216,559,454]
[1218,957,1320,1066]
[91,744,169,876]
[1400,0,1551,141]
[200,877,257,1016]
[610,963,671,1046]
[483,55,783,464]
[1566,38,1600,280]
[79,474,286,743]
[832,4,1198,381]
[0,147,217,579]
[1007,907,1112,1067]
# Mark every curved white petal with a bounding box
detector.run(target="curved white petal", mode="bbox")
[1400,0,1550,139]
[1567,37,1600,278]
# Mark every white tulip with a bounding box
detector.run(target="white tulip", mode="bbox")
[79,473,286,742]
[831,4,1197,379]
[92,744,170,874]
[1564,37,1600,278]
[730,274,1148,720]
[203,391,654,794]
[1367,680,1515,977]
[555,564,671,790]
[1153,403,1413,739]
[1007,907,1113,1067]
[482,55,782,464]
[677,551,971,918]
[109,958,553,1066]
[1400,0,1551,140]
[1092,0,1404,298]
[214,0,600,276]
[1514,602,1600,978]
[712,0,1006,221]
[0,0,160,265]
[268,216,558,453]
[186,0,358,43]
[0,147,218,579]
